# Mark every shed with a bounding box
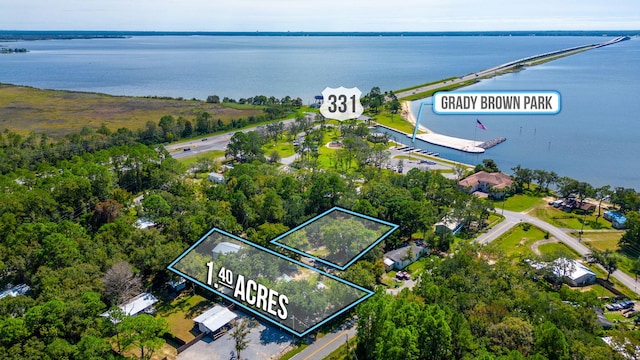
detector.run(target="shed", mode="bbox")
[194,305,237,334]
[208,172,225,184]
[167,277,187,292]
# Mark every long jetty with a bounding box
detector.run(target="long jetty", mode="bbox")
[394,36,630,100]
[390,36,630,154]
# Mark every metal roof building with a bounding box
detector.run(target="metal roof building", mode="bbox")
[193,305,237,334]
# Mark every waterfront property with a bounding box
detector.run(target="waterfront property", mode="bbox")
[458,171,513,199]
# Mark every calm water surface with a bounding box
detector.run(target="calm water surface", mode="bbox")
[0,35,637,188]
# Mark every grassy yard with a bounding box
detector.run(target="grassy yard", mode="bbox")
[537,242,581,259]
[488,223,548,259]
[263,141,297,159]
[493,193,545,213]
[580,231,625,252]
[155,293,211,342]
[578,231,639,282]
[406,257,431,276]
[532,206,613,231]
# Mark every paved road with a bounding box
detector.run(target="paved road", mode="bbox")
[165,117,301,159]
[290,324,357,360]
[475,209,640,296]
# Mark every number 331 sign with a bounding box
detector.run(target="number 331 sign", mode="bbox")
[320,86,364,121]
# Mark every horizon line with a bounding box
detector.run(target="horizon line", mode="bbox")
[1,29,639,34]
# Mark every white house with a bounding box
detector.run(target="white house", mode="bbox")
[100,292,158,322]
[383,243,428,270]
[193,305,237,334]
[554,259,597,287]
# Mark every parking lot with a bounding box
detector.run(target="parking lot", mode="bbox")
[388,146,461,179]
[178,313,295,360]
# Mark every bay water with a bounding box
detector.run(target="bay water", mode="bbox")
[0,35,637,188]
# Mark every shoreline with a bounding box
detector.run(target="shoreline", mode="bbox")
[393,36,631,155]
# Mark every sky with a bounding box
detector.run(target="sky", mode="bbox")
[2,0,639,31]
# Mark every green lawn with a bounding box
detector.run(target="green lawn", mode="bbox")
[156,294,211,342]
[372,112,418,134]
[406,257,429,276]
[486,213,505,229]
[176,150,225,167]
[580,231,625,252]
[537,242,581,259]
[263,141,296,159]
[532,206,613,231]
[493,193,545,212]
[578,231,640,282]
[488,223,548,259]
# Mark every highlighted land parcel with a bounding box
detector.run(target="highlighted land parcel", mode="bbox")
[168,208,397,337]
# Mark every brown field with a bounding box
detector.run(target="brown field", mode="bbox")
[0,83,264,139]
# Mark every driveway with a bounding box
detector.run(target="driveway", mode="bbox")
[178,314,294,360]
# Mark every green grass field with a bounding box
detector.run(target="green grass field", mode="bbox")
[532,206,613,231]
[176,150,226,167]
[493,193,545,213]
[156,293,210,342]
[263,141,297,159]
[489,223,548,259]
[537,242,581,259]
[0,83,264,139]
[372,112,419,134]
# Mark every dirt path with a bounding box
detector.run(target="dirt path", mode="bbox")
[530,238,559,256]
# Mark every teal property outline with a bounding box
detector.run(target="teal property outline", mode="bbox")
[270,206,399,270]
[167,227,373,337]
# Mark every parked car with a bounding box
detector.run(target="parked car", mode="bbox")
[620,300,635,309]
[606,303,621,311]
